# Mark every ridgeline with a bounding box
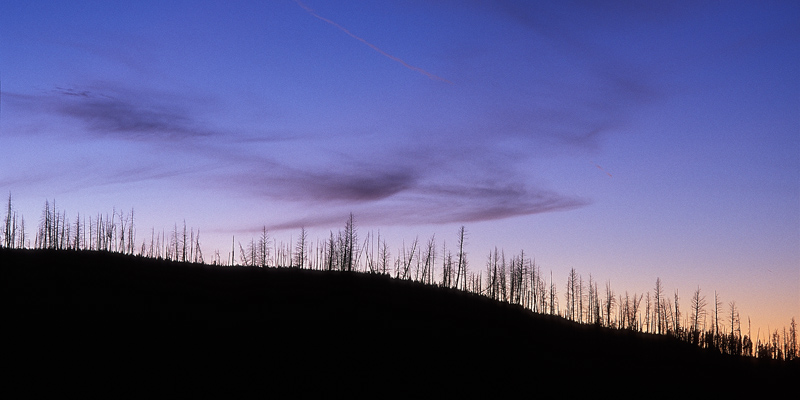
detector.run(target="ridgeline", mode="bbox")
[1,248,795,395]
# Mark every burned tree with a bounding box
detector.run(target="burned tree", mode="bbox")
[691,286,707,344]
[294,227,308,269]
[454,226,467,290]
[341,214,357,272]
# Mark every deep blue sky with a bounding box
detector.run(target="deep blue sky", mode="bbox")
[1,1,798,334]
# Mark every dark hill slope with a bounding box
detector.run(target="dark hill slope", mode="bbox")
[1,249,795,395]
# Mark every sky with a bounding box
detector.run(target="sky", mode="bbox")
[1,1,798,337]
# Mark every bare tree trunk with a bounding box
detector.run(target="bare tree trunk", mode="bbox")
[454,226,466,290]
[294,227,307,268]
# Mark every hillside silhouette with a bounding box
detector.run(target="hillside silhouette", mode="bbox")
[1,248,796,395]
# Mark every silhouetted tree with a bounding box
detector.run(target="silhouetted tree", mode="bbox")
[3,192,13,248]
[258,227,270,267]
[342,214,356,272]
[379,236,390,275]
[713,291,722,344]
[789,317,798,361]
[118,210,128,254]
[530,259,541,312]
[107,208,116,252]
[726,301,739,352]
[587,275,601,325]
[691,286,707,344]
[37,199,69,250]
[181,220,188,262]
[412,242,422,281]
[620,291,629,329]
[326,231,336,271]
[363,231,375,273]
[782,326,791,361]
[294,227,307,268]
[578,274,584,323]
[16,215,25,249]
[58,209,68,250]
[566,268,578,321]
[644,292,651,333]
[604,281,615,328]
[73,212,82,250]
[510,255,518,304]
[654,278,664,334]
[510,251,526,306]
[772,330,783,360]
[441,241,453,288]
[498,250,507,301]
[194,229,203,263]
[549,271,558,316]
[60,210,68,250]
[454,226,467,290]
[37,200,50,249]
[127,209,135,254]
[229,235,236,266]
[238,240,251,266]
[400,237,417,280]
[486,248,499,301]
[629,293,643,331]
[673,290,682,338]
[536,265,548,314]
[421,235,435,284]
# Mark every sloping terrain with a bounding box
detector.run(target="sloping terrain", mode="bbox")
[1,249,795,395]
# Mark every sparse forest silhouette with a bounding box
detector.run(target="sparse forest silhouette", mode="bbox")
[2,193,797,362]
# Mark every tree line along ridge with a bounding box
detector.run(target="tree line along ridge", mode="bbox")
[2,193,797,361]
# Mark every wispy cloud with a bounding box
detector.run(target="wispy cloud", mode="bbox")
[8,84,221,141]
[1,84,230,196]
[52,87,215,140]
[261,182,588,230]
[285,170,413,203]
[397,182,588,225]
[217,154,587,230]
[219,160,419,204]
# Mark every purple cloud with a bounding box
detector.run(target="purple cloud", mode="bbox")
[220,156,588,230]
[53,87,214,140]
[6,85,221,141]
[259,183,588,231]
[221,161,419,204]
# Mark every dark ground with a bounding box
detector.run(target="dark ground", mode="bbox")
[1,248,796,396]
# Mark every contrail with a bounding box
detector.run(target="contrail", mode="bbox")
[294,0,451,84]
[595,164,612,178]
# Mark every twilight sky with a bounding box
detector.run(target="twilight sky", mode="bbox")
[1,1,798,335]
